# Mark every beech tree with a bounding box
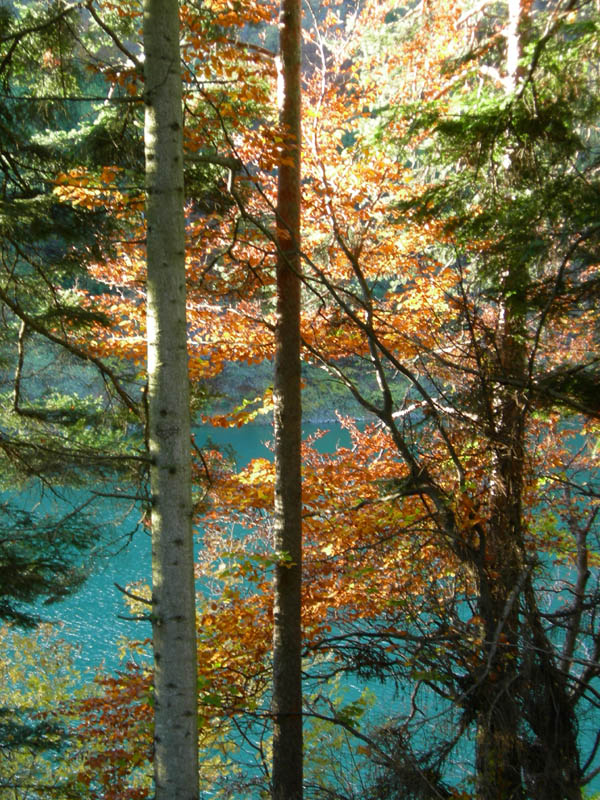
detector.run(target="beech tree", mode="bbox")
[290,1,600,797]
[186,2,600,796]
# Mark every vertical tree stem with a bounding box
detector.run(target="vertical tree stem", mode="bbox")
[143,1,199,797]
[271,0,303,797]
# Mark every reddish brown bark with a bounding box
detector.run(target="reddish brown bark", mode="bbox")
[271,0,303,797]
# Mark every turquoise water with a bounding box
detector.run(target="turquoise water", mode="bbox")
[39,424,268,669]
[26,421,600,795]
[42,421,349,670]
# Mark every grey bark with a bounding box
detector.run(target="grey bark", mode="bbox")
[143,1,199,798]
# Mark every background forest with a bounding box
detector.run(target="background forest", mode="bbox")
[0,0,599,798]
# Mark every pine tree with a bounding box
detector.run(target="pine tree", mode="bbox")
[0,0,144,626]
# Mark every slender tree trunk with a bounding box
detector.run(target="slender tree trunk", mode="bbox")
[143,2,199,798]
[271,0,303,797]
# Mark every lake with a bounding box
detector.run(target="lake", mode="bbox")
[20,419,600,797]
[42,421,350,671]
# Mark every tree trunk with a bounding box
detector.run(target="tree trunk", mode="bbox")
[475,291,527,799]
[143,1,199,798]
[271,0,303,797]
[472,0,586,786]
[472,5,527,796]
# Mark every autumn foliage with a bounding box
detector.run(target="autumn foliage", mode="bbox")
[12,0,600,797]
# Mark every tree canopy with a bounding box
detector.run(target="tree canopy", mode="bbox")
[0,1,599,799]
